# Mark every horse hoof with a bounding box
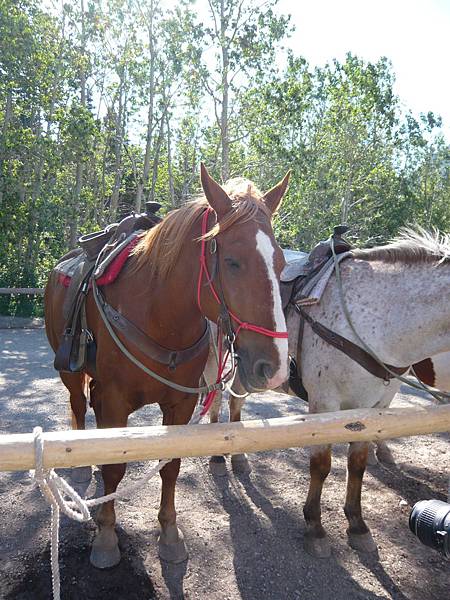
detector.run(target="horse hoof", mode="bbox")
[158,531,188,564]
[347,531,377,553]
[90,528,121,569]
[304,534,331,558]
[231,454,252,475]
[71,465,93,483]
[209,456,227,477]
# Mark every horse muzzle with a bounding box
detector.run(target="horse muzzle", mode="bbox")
[237,350,285,393]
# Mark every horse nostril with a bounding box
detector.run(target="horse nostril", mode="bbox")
[253,359,275,382]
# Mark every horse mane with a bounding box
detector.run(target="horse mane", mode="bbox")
[131,178,271,280]
[352,226,450,264]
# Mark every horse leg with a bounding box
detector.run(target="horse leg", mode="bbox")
[209,389,227,476]
[60,371,87,429]
[60,372,92,483]
[303,445,332,558]
[344,442,377,553]
[90,394,128,569]
[366,442,378,466]
[230,396,251,475]
[375,440,395,464]
[89,378,102,424]
[158,400,196,563]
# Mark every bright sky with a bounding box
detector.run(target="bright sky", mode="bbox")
[278,0,450,140]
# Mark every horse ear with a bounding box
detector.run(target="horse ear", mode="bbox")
[263,170,291,214]
[200,163,232,218]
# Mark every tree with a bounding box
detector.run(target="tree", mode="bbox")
[199,0,291,180]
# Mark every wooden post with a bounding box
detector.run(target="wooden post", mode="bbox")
[0,405,449,473]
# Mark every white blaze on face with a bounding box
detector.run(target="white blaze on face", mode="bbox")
[255,230,289,388]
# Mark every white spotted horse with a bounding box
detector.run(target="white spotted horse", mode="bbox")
[206,227,450,558]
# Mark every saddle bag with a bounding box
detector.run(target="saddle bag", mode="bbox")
[53,324,96,373]
[54,269,96,375]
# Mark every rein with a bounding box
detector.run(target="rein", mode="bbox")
[196,208,288,415]
[329,237,450,404]
[197,208,289,341]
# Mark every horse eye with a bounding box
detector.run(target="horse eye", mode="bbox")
[224,257,240,270]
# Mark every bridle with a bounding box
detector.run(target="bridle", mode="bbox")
[196,208,288,415]
[92,206,287,408]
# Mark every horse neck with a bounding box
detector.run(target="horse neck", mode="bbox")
[338,259,450,366]
[130,229,205,348]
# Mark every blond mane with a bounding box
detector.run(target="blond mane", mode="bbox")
[131,178,271,281]
[352,226,450,264]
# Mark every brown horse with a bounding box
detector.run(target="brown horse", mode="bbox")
[44,165,290,568]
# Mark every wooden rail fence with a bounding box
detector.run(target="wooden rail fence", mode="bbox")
[1,404,449,472]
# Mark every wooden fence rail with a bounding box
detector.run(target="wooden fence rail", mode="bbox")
[1,404,449,472]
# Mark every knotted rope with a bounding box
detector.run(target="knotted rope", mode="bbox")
[30,426,172,600]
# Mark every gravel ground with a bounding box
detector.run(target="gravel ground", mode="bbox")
[0,328,448,600]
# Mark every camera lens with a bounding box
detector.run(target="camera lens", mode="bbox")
[409,499,450,558]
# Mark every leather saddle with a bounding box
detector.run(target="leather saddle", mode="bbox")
[280,225,352,310]
[53,202,162,374]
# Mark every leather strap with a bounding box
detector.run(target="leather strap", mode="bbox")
[96,290,210,370]
[295,304,409,381]
[54,266,94,372]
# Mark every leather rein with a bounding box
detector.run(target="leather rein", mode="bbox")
[195,208,288,414]
[294,303,409,382]
[93,207,288,401]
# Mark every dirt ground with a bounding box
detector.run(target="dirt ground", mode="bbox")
[0,328,448,600]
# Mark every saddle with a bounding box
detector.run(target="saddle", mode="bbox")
[53,202,162,374]
[282,226,409,400]
[280,225,352,310]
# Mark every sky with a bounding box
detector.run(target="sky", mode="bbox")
[277,0,450,140]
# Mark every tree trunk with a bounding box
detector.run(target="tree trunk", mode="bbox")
[69,0,87,249]
[220,0,230,182]
[135,0,156,211]
[166,110,175,207]
[110,63,126,220]
[149,113,165,203]
[0,88,13,206]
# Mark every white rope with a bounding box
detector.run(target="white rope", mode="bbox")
[226,379,249,399]
[31,396,213,599]
[30,427,176,599]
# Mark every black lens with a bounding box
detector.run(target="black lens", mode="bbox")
[409,499,450,558]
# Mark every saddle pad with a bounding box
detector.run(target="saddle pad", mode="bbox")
[295,251,352,306]
[56,236,140,288]
[54,251,83,277]
[281,249,309,282]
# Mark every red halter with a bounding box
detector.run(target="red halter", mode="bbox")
[197,208,288,339]
[196,208,288,415]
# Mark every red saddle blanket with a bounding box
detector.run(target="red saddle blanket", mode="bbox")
[58,237,139,288]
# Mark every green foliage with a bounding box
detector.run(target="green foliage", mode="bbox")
[1,0,449,318]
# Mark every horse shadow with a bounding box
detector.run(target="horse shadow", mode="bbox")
[0,465,161,600]
[367,456,448,505]
[158,557,188,599]
[3,521,158,600]
[208,453,405,600]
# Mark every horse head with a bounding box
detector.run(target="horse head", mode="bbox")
[199,164,290,393]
